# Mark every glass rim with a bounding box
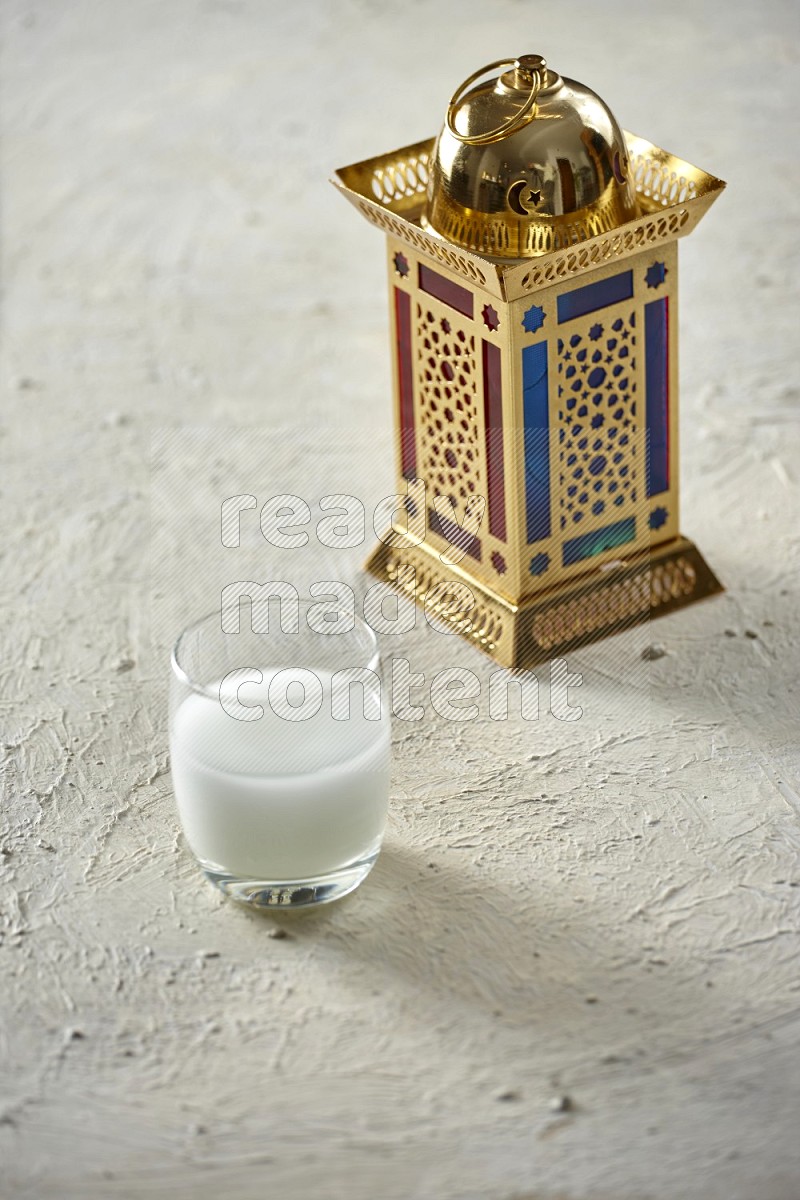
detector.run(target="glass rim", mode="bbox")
[170,602,381,701]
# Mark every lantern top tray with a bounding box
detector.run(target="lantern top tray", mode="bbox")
[332,133,725,303]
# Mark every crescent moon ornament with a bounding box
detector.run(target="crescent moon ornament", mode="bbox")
[613,150,629,183]
[507,180,543,216]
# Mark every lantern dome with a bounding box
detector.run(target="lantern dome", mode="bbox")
[423,54,640,259]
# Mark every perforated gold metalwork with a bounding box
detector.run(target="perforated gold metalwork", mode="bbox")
[370,149,431,209]
[426,181,633,260]
[556,308,638,534]
[416,304,480,522]
[530,553,697,651]
[629,146,699,207]
[376,533,511,659]
[513,207,690,296]
[367,531,720,669]
[359,200,491,288]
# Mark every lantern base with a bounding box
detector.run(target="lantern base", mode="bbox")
[366,531,723,669]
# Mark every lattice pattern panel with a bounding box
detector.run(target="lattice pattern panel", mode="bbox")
[362,202,490,286]
[514,208,690,295]
[629,150,699,207]
[384,552,504,655]
[369,150,430,205]
[556,310,638,532]
[530,554,697,651]
[432,186,629,260]
[415,303,481,522]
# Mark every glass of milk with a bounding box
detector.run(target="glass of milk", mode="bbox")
[169,601,390,908]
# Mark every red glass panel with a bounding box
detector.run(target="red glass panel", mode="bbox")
[418,264,474,318]
[482,340,506,541]
[394,288,416,479]
[428,507,482,561]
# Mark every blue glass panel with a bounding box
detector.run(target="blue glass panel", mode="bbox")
[557,271,634,324]
[562,516,636,566]
[522,342,551,543]
[645,297,670,496]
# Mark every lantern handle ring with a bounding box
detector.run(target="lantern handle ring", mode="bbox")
[446,56,545,147]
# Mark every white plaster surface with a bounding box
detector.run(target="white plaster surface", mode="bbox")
[2,1,800,1197]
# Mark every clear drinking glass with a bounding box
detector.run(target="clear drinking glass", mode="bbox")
[169,602,390,908]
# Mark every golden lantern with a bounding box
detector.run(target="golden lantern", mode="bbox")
[332,55,726,668]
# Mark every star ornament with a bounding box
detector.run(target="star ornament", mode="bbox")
[529,552,550,577]
[649,506,668,530]
[393,251,410,278]
[522,304,546,334]
[645,261,668,289]
[482,304,500,331]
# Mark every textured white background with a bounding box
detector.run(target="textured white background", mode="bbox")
[2,1,800,1198]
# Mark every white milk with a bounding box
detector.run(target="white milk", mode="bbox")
[170,670,390,880]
